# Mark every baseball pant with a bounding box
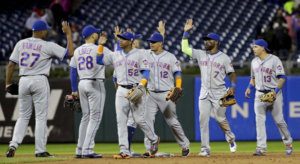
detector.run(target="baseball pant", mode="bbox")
[199,94,235,152]
[76,79,105,155]
[115,86,158,155]
[9,75,50,154]
[127,111,137,128]
[254,91,293,151]
[144,91,190,152]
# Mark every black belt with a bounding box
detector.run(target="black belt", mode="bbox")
[81,78,104,81]
[150,90,169,93]
[258,90,273,94]
[120,84,138,89]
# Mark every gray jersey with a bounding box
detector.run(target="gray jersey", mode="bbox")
[102,48,149,85]
[192,49,234,99]
[9,37,67,76]
[147,50,181,91]
[251,54,285,91]
[70,44,110,79]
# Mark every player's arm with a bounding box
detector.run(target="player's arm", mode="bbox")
[70,66,78,97]
[181,19,193,57]
[139,70,149,86]
[245,77,255,98]
[5,61,17,87]
[273,75,286,98]
[157,21,165,39]
[174,71,182,88]
[62,21,74,58]
[228,72,237,96]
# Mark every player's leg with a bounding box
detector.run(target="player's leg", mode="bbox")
[160,92,190,156]
[7,77,33,157]
[31,76,53,157]
[211,99,236,143]
[76,80,90,157]
[115,87,131,156]
[254,97,268,154]
[127,110,137,153]
[271,92,293,154]
[198,98,212,156]
[143,92,159,156]
[82,80,105,157]
[131,95,159,155]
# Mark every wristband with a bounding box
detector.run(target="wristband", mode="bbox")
[231,82,236,88]
[274,88,280,93]
[247,84,254,89]
[183,31,189,38]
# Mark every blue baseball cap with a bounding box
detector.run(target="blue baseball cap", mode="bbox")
[82,25,101,39]
[134,34,142,40]
[117,32,134,41]
[203,33,220,43]
[147,32,164,42]
[253,39,270,52]
[32,20,51,31]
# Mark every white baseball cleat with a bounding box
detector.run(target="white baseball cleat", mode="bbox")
[198,150,210,157]
[229,142,237,153]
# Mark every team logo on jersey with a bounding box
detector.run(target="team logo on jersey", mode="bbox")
[175,60,180,67]
[277,65,282,70]
[142,59,148,65]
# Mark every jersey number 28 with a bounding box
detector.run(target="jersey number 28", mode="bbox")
[78,56,93,70]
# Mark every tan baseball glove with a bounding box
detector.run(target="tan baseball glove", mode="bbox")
[125,85,146,104]
[259,91,276,103]
[166,87,183,103]
[219,90,237,107]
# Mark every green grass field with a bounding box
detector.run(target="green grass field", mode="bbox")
[0,141,298,163]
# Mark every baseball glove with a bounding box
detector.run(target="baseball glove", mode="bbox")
[125,85,146,104]
[166,87,183,103]
[63,95,82,112]
[260,91,276,103]
[219,90,236,107]
[5,83,18,95]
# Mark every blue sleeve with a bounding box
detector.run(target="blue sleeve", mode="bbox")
[277,75,286,79]
[63,50,69,60]
[70,67,78,92]
[174,71,182,77]
[96,55,104,65]
[117,40,122,51]
[141,70,150,80]
[113,77,117,82]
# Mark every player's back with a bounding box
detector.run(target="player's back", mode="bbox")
[10,37,67,76]
[71,43,106,79]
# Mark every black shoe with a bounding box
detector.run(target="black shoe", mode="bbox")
[35,152,54,157]
[182,148,190,157]
[6,146,16,158]
[75,154,82,158]
[143,152,154,158]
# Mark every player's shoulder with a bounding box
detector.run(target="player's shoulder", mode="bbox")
[270,54,281,61]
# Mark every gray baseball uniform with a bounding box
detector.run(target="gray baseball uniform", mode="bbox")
[101,48,158,155]
[143,50,190,152]
[192,49,236,153]
[70,44,110,155]
[251,54,293,151]
[9,37,67,154]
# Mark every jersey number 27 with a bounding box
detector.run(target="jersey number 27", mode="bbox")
[20,52,40,67]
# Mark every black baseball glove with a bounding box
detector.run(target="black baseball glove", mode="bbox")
[63,94,81,112]
[166,87,183,103]
[5,83,18,95]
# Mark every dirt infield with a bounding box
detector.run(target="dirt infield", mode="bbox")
[38,152,300,164]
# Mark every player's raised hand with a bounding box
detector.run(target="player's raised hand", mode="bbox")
[98,31,107,45]
[114,26,122,40]
[157,20,165,37]
[126,28,132,33]
[184,19,194,32]
[245,88,251,98]
[62,21,71,35]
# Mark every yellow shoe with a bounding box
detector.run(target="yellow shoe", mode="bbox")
[113,152,130,159]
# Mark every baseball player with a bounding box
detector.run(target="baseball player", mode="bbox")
[69,25,110,158]
[112,27,143,156]
[143,31,190,157]
[5,20,74,157]
[245,39,293,156]
[96,31,160,159]
[182,19,237,157]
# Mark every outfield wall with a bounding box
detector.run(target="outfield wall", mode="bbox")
[0,76,299,143]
